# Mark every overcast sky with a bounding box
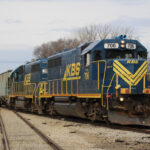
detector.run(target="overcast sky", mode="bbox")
[0,0,150,73]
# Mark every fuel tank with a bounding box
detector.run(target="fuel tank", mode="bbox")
[54,102,86,118]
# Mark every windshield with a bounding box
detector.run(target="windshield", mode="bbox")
[105,50,134,59]
[137,51,147,59]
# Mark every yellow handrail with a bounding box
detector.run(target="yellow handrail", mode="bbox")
[106,73,115,110]
[92,60,107,106]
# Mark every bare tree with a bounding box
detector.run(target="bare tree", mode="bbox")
[97,24,111,40]
[33,38,80,59]
[72,24,137,42]
[33,23,137,59]
[73,25,98,43]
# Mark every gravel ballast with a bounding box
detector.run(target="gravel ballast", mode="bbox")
[18,112,150,150]
[1,109,53,150]
[1,108,150,150]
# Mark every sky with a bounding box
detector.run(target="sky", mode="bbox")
[0,0,150,73]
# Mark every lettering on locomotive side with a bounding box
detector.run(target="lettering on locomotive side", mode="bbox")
[24,73,31,85]
[127,60,139,64]
[84,72,89,80]
[63,62,81,80]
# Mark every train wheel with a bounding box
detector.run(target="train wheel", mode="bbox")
[37,105,43,115]
[88,103,101,121]
[30,103,34,113]
[48,102,55,116]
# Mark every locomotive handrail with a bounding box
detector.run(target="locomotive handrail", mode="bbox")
[9,81,36,98]
[92,60,107,107]
[143,74,146,90]
[47,79,64,96]
[10,60,108,105]
[46,78,78,97]
[106,73,116,110]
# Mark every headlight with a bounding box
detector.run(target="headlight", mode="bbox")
[42,69,48,74]
[120,97,124,102]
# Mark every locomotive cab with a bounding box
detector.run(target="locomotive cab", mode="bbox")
[81,35,150,125]
[100,36,150,126]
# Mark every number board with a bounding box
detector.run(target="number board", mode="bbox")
[104,43,119,49]
[126,43,136,49]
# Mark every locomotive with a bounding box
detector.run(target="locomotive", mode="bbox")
[1,35,150,126]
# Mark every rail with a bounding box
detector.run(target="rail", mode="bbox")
[0,110,10,150]
[14,111,64,150]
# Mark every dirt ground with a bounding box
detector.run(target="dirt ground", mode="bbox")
[0,108,53,150]
[18,111,150,150]
[0,124,4,150]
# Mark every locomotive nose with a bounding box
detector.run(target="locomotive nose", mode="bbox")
[113,60,148,94]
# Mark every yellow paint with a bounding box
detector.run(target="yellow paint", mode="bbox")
[57,80,58,94]
[71,80,73,94]
[143,75,146,89]
[106,73,115,110]
[113,61,148,86]
[127,60,138,64]
[53,80,54,95]
[143,88,150,94]
[120,88,130,94]
[115,74,119,98]
[77,79,78,95]
[98,62,99,90]
[84,72,89,80]
[61,80,63,94]
[49,81,51,95]
[71,63,75,76]
[39,93,101,98]
[101,61,107,107]
[115,60,147,78]
[77,94,101,98]
[63,76,81,80]
[66,79,68,94]
[24,73,31,85]
[63,62,81,80]
[134,69,147,85]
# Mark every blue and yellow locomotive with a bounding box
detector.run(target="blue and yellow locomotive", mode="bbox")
[8,35,150,126]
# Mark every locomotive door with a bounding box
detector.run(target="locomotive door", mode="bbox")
[92,50,104,93]
[91,50,109,111]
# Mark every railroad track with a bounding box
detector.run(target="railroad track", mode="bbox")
[13,111,64,150]
[92,121,150,135]
[56,115,150,135]
[112,124,150,135]
[13,109,150,135]
[0,110,10,150]
[1,107,150,150]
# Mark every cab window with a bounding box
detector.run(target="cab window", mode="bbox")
[14,72,19,81]
[84,53,91,67]
[137,51,147,59]
[94,51,102,61]
[105,50,134,59]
